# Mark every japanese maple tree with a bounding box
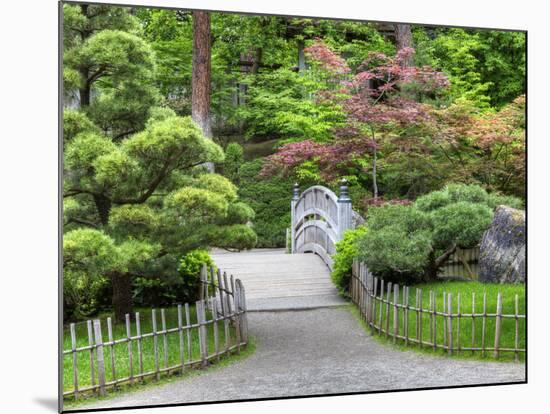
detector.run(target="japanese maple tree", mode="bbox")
[263,40,449,199]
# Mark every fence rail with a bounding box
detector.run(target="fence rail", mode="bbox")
[63,264,248,400]
[350,260,525,360]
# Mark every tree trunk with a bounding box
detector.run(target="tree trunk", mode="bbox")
[78,4,91,108]
[394,24,413,67]
[93,194,112,226]
[191,11,214,172]
[79,81,90,107]
[425,244,457,281]
[372,146,378,199]
[111,273,133,322]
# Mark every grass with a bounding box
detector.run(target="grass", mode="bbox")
[353,280,525,362]
[63,303,250,403]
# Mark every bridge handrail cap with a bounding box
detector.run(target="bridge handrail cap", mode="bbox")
[297,185,338,203]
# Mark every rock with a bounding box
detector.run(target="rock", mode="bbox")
[479,205,525,284]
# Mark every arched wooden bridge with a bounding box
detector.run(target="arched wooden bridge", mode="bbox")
[212,181,363,311]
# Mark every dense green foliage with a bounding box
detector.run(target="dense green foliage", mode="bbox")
[331,227,367,295]
[237,69,346,142]
[413,28,526,108]
[235,159,294,247]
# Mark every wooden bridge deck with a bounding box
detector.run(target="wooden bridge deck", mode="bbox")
[211,249,346,311]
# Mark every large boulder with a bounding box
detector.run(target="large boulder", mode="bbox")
[479,205,525,283]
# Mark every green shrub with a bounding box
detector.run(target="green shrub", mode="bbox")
[132,276,177,307]
[209,225,258,251]
[487,192,524,210]
[132,249,215,308]
[236,159,294,247]
[222,143,244,182]
[431,201,493,249]
[178,249,215,300]
[357,208,433,282]
[331,227,367,295]
[414,183,489,212]
[63,229,118,319]
[225,202,255,224]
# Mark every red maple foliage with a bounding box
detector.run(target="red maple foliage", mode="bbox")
[263,40,450,197]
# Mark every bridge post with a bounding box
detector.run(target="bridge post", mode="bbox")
[337,179,353,240]
[290,183,300,253]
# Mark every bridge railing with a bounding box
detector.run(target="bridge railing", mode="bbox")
[290,180,358,269]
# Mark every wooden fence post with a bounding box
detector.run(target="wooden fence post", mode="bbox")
[125,314,133,384]
[404,287,410,345]
[161,309,168,369]
[217,269,225,316]
[447,293,453,355]
[385,282,392,338]
[197,300,208,366]
[211,297,220,362]
[481,292,487,357]
[233,282,242,354]
[514,294,519,362]
[494,293,503,359]
[70,323,79,399]
[371,276,378,329]
[393,284,399,344]
[471,293,476,355]
[200,264,207,301]
[242,284,249,342]
[418,289,423,348]
[414,288,419,345]
[107,317,116,384]
[223,272,232,315]
[87,320,95,388]
[429,290,437,351]
[135,312,144,380]
[456,293,461,354]
[152,309,160,380]
[378,279,384,335]
[177,305,185,372]
[185,303,192,361]
[361,265,366,320]
[442,292,447,348]
[93,320,106,396]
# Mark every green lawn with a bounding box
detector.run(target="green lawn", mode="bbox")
[358,281,525,362]
[63,303,245,400]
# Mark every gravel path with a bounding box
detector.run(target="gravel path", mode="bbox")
[81,307,525,410]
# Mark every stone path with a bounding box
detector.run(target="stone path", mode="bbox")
[79,250,525,410]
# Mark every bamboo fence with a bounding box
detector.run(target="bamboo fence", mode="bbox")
[63,265,249,400]
[350,260,525,360]
[438,246,480,280]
